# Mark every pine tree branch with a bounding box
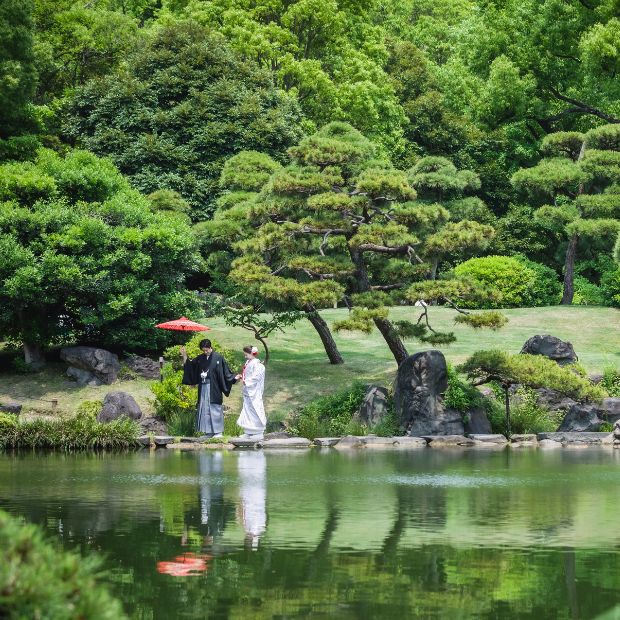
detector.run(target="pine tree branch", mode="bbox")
[547,87,620,124]
[356,243,417,255]
[370,283,406,290]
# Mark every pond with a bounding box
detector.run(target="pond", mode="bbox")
[2,448,620,619]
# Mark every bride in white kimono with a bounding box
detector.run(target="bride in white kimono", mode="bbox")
[235,346,266,440]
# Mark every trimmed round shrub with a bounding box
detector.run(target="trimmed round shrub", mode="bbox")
[453,255,561,308]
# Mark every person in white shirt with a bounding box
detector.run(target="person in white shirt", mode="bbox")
[235,345,267,440]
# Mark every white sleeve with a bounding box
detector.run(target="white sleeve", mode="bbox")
[244,362,265,390]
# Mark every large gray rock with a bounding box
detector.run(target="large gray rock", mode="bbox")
[510,433,538,446]
[520,335,578,366]
[125,355,160,380]
[61,346,120,385]
[139,417,168,435]
[0,402,22,415]
[394,350,465,436]
[534,388,578,413]
[464,407,492,434]
[355,386,389,427]
[97,391,142,423]
[558,403,603,432]
[67,366,102,387]
[601,398,620,424]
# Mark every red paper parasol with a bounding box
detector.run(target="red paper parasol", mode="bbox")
[155,316,211,332]
[157,553,212,577]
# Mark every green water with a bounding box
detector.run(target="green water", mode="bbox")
[2,448,620,619]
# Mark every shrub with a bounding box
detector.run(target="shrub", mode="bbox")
[444,364,486,412]
[453,255,561,308]
[600,267,620,307]
[290,382,367,440]
[371,408,400,437]
[75,400,103,419]
[0,412,139,450]
[515,255,562,306]
[601,367,620,397]
[572,276,606,306]
[487,387,562,435]
[459,350,605,402]
[0,509,126,619]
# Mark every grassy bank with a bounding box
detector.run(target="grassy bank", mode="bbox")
[0,306,618,423]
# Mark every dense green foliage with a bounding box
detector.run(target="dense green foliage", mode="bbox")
[601,367,620,398]
[289,381,367,439]
[0,410,139,450]
[0,1,38,141]
[64,21,303,218]
[486,387,562,436]
[458,350,604,402]
[0,0,618,370]
[0,509,127,619]
[454,255,561,308]
[0,148,200,363]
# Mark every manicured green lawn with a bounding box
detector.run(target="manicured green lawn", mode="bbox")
[208,305,620,420]
[0,306,618,422]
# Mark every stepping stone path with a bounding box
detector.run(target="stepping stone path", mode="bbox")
[423,435,476,447]
[510,434,538,447]
[468,434,508,444]
[262,437,312,449]
[314,438,341,447]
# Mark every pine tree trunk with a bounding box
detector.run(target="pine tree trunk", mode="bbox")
[430,257,439,281]
[23,341,45,368]
[373,317,409,365]
[303,305,344,365]
[504,384,511,437]
[561,233,578,305]
[349,249,371,292]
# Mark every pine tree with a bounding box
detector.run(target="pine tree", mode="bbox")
[512,124,620,304]
[222,123,499,365]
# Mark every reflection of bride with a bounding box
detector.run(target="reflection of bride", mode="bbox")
[236,451,267,550]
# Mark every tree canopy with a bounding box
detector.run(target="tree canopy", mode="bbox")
[0,148,200,365]
[63,21,304,219]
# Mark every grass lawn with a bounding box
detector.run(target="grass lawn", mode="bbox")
[0,306,618,422]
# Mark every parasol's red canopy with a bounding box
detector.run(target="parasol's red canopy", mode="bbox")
[155,316,211,332]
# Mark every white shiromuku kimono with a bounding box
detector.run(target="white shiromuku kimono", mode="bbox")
[236,357,266,435]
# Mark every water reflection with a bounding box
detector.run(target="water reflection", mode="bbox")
[2,449,620,618]
[237,451,267,550]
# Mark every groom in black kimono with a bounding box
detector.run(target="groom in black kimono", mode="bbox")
[181,339,238,437]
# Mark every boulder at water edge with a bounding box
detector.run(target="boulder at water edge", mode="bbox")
[394,350,465,436]
[355,385,389,427]
[558,398,620,431]
[139,416,168,435]
[520,335,578,366]
[61,346,120,385]
[97,391,142,423]
[464,407,492,434]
